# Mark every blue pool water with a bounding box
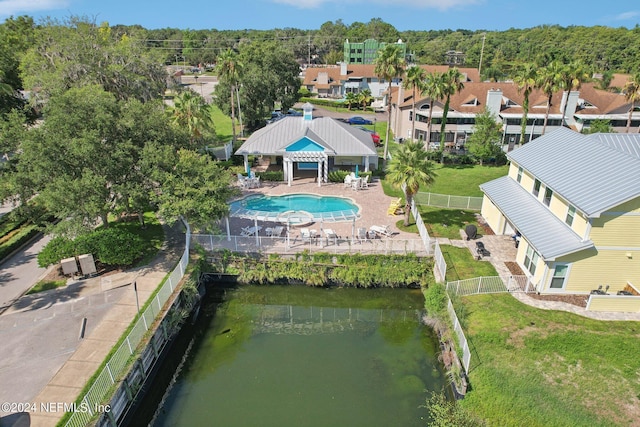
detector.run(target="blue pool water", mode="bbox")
[230,194,360,222]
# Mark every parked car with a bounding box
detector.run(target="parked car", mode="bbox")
[356,126,382,146]
[286,108,303,116]
[347,116,373,125]
[267,111,285,124]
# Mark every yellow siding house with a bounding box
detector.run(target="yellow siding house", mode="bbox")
[480,128,640,310]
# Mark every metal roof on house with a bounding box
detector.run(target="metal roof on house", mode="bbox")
[481,176,594,261]
[592,133,640,160]
[235,116,377,157]
[507,128,640,218]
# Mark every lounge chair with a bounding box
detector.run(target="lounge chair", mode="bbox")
[370,225,393,238]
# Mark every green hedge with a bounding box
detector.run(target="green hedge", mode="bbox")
[256,170,284,181]
[299,97,346,109]
[0,224,40,261]
[37,228,146,268]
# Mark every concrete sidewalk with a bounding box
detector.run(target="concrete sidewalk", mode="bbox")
[0,224,184,427]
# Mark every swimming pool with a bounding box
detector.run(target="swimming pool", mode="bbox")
[229,194,360,223]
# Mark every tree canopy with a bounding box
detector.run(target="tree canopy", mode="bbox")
[466,108,503,165]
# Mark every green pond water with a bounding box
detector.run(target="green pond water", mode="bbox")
[152,285,446,427]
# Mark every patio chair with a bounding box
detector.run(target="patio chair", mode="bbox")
[370,225,393,238]
[300,228,311,242]
[344,175,353,188]
[356,227,368,243]
[387,198,402,215]
[271,226,284,237]
[361,175,370,188]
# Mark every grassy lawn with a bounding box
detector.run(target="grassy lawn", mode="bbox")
[459,294,640,426]
[210,105,234,143]
[440,245,497,281]
[26,279,66,295]
[428,164,508,197]
[418,206,479,240]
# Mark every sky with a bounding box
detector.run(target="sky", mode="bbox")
[0,0,639,32]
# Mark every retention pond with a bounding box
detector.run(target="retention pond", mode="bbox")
[149,284,446,427]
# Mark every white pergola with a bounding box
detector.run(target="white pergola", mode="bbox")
[282,151,329,187]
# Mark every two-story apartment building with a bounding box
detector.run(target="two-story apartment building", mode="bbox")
[389,76,639,148]
[480,128,640,306]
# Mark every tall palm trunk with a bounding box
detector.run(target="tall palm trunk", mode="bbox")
[426,100,434,146]
[627,102,635,133]
[542,94,552,135]
[519,92,529,146]
[411,87,416,143]
[230,85,237,142]
[383,81,392,167]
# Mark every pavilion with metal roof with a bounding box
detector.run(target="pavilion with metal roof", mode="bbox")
[235,103,378,187]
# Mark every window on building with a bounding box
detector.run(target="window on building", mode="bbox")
[516,166,523,183]
[565,205,576,226]
[550,264,568,289]
[524,245,539,275]
[543,187,553,206]
[409,111,413,121]
[533,179,541,197]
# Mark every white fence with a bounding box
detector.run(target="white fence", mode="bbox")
[445,275,535,297]
[205,141,233,161]
[410,198,432,256]
[415,192,483,211]
[433,240,447,283]
[64,221,191,427]
[191,234,428,256]
[447,298,471,373]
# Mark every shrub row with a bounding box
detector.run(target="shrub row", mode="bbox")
[37,228,146,268]
[212,251,433,288]
[327,170,372,183]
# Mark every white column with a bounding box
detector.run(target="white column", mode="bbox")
[288,160,293,186]
[317,160,322,187]
[364,156,370,172]
[225,216,231,241]
[243,154,249,174]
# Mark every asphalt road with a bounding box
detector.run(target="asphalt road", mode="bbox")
[0,234,51,314]
[0,284,128,412]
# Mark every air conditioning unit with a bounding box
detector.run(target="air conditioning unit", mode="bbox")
[61,257,79,276]
[78,254,97,276]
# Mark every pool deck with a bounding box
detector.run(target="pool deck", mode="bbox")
[225,176,419,248]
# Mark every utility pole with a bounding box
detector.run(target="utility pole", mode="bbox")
[478,33,486,79]
[308,34,311,67]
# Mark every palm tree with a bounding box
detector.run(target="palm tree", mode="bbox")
[386,141,437,227]
[439,68,465,151]
[215,49,242,143]
[374,44,406,165]
[345,92,357,110]
[166,91,213,145]
[513,63,537,146]
[422,71,445,147]
[559,61,589,128]
[358,89,373,111]
[403,66,426,142]
[623,72,640,133]
[536,61,564,135]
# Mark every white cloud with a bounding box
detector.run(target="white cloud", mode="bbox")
[271,0,479,11]
[614,11,640,21]
[0,0,70,16]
